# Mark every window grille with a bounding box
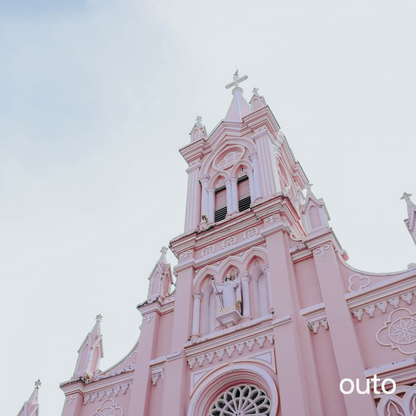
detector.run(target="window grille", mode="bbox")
[209,384,271,416]
[238,176,251,212]
[215,187,227,222]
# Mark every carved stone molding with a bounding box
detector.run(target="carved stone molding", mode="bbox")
[352,291,416,321]
[143,312,156,324]
[243,228,258,239]
[348,274,371,292]
[201,245,215,257]
[84,383,133,405]
[150,366,165,386]
[91,398,124,416]
[186,333,275,369]
[192,291,203,300]
[307,319,329,334]
[314,245,330,257]
[67,395,76,406]
[180,250,192,260]
[222,237,237,248]
[264,214,278,224]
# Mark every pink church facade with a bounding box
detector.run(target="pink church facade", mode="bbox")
[18,73,416,416]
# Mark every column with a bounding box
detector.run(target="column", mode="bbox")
[200,175,210,217]
[247,170,256,206]
[225,179,233,216]
[207,187,215,223]
[249,152,261,201]
[262,265,274,314]
[240,273,251,320]
[231,177,238,213]
[190,291,203,340]
[161,265,194,416]
[129,309,160,416]
[185,163,201,232]
[312,241,377,415]
[263,227,311,415]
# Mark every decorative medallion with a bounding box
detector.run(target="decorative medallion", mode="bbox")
[201,245,216,257]
[243,228,258,239]
[348,274,371,292]
[377,308,416,354]
[222,237,237,248]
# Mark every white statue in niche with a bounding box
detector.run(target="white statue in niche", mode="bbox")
[213,271,242,327]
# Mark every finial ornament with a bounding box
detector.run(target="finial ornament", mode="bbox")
[160,246,168,255]
[34,379,41,389]
[196,116,202,125]
[95,314,103,323]
[401,192,413,202]
[305,183,313,190]
[252,87,260,96]
[225,70,248,90]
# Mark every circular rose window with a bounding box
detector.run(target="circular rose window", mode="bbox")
[208,384,271,416]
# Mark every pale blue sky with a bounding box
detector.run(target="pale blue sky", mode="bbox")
[2,1,416,414]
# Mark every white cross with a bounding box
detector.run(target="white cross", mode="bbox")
[401,192,412,202]
[96,314,103,323]
[225,70,248,90]
[35,379,42,389]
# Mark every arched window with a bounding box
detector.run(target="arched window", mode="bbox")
[215,186,227,222]
[209,384,271,416]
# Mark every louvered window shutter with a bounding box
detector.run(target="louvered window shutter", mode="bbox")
[238,177,251,212]
[215,188,227,222]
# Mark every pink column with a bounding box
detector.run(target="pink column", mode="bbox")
[230,177,238,213]
[190,291,203,340]
[185,162,201,232]
[262,225,311,416]
[200,175,210,217]
[240,273,252,320]
[225,179,233,216]
[262,264,274,314]
[249,152,261,201]
[129,309,160,416]
[161,265,194,416]
[311,240,377,415]
[207,186,215,223]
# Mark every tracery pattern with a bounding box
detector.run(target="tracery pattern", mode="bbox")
[208,384,271,416]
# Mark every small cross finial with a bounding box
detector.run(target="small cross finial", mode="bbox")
[401,192,412,202]
[195,116,202,126]
[34,379,41,389]
[306,183,313,190]
[95,314,103,323]
[160,246,168,255]
[225,70,248,90]
[252,87,259,96]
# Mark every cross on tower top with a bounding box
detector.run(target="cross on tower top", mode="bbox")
[401,192,413,202]
[96,314,103,323]
[34,379,42,389]
[225,70,248,91]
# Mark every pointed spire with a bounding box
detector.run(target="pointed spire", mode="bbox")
[16,381,40,416]
[224,70,252,121]
[189,116,207,141]
[249,87,266,110]
[305,183,317,199]
[159,246,168,264]
[73,316,104,379]
[146,246,173,303]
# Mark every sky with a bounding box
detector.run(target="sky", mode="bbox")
[1,1,416,414]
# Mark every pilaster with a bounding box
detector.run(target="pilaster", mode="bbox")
[185,162,201,232]
[129,307,161,416]
[261,223,311,415]
[161,265,194,416]
[309,237,377,415]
